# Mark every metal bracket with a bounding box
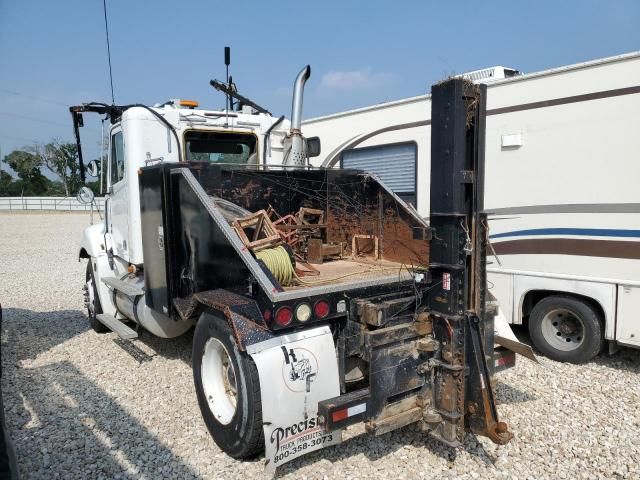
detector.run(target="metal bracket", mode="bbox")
[465,314,514,445]
[460,170,474,183]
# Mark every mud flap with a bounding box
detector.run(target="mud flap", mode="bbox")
[247,325,342,470]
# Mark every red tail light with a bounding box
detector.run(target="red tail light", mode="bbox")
[275,306,293,327]
[314,300,330,319]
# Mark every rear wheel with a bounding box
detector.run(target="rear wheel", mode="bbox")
[192,312,264,458]
[85,261,108,333]
[528,295,603,363]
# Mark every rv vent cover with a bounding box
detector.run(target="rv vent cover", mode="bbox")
[458,66,521,83]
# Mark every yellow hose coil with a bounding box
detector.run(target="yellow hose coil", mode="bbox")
[255,246,295,286]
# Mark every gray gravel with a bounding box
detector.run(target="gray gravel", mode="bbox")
[1,212,639,479]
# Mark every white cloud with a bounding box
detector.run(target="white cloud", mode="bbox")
[319,68,394,91]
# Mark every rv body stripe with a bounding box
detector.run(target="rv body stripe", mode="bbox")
[492,238,640,260]
[490,228,640,239]
[486,85,640,116]
[486,203,640,215]
[324,84,640,166]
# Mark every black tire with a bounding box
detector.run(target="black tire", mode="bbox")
[192,312,264,459]
[85,261,108,333]
[528,295,603,363]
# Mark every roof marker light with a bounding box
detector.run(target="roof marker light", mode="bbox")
[179,100,199,108]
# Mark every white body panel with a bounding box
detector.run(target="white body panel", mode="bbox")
[118,109,180,263]
[110,178,128,258]
[304,51,640,346]
[617,286,640,347]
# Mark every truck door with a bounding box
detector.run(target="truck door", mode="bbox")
[107,127,130,261]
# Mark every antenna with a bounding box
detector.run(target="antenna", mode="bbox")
[224,47,231,120]
[102,0,116,104]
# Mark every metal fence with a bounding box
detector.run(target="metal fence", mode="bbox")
[0,196,105,211]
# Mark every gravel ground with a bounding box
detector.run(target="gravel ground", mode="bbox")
[1,212,639,480]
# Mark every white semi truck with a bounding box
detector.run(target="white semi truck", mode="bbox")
[303,51,640,364]
[71,67,529,467]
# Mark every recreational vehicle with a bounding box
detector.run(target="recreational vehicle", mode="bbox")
[305,51,640,363]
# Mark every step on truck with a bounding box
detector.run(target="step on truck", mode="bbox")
[70,67,530,468]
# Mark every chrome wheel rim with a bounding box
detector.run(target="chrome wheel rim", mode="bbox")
[201,338,237,425]
[540,308,585,352]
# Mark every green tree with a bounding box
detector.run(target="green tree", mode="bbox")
[3,150,50,195]
[86,180,101,196]
[33,140,82,197]
[0,170,20,196]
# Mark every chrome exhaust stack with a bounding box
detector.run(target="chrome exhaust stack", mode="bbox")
[283,65,311,167]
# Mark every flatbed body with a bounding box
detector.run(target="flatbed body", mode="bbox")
[138,163,429,330]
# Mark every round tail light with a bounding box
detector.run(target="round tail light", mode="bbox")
[295,303,312,322]
[275,306,293,327]
[314,300,330,319]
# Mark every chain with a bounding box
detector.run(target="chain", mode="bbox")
[460,218,473,255]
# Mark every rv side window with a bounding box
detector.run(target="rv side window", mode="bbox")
[110,131,125,184]
[341,142,417,206]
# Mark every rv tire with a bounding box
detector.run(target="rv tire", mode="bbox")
[528,295,603,364]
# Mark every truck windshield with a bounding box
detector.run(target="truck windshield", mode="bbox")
[185,131,257,164]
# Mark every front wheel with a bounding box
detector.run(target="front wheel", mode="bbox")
[192,312,264,459]
[528,295,603,363]
[85,261,108,333]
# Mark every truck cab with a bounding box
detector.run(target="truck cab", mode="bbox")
[103,102,289,265]
[77,100,295,335]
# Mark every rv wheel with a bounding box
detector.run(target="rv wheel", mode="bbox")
[528,295,603,364]
[192,312,264,459]
[85,262,108,333]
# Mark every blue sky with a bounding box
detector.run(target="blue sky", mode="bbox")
[0,0,638,167]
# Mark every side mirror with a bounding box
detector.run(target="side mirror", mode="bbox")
[306,136,321,158]
[86,159,101,178]
[76,186,95,205]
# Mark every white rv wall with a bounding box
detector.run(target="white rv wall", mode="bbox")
[304,52,640,333]
[305,52,640,217]
[306,96,431,214]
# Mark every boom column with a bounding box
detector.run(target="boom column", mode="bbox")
[427,78,513,446]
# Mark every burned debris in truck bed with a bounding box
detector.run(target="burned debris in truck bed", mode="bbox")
[140,164,431,307]
[201,166,430,268]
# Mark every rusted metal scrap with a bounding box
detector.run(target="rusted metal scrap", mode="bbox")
[272,213,300,248]
[232,210,281,251]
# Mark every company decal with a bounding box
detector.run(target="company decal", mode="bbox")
[281,346,317,392]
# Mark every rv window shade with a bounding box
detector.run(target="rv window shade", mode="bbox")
[341,142,416,203]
